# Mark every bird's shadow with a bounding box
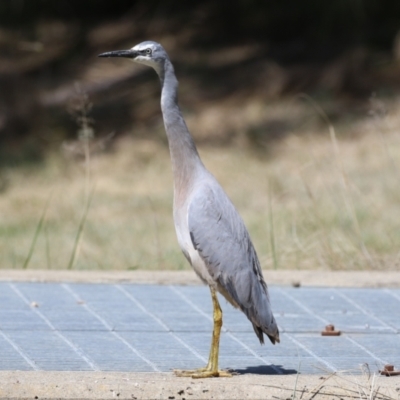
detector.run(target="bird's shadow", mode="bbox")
[232,365,298,375]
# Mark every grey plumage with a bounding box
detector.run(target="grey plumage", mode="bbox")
[99,41,279,375]
[188,183,278,344]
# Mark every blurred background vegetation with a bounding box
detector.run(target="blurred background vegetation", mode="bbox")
[1,0,400,271]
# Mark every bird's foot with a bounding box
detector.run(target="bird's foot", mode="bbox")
[191,369,233,379]
[174,367,207,377]
[174,367,233,378]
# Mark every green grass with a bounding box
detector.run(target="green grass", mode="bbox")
[1,99,400,271]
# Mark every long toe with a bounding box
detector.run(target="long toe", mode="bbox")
[174,367,233,378]
[191,370,233,379]
[173,367,208,377]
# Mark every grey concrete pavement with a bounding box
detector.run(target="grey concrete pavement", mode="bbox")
[1,270,400,399]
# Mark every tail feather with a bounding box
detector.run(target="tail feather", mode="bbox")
[219,268,280,345]
[252,323,280,345]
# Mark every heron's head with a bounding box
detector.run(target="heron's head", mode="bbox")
[98,41,168,74]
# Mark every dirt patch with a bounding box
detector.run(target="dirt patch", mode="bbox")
[0,371,399,400]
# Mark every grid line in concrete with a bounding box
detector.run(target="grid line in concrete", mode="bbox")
[344,336,387,365]
[9,283,98,371]
[0,282,398,375]
[333,289,397,332]
[62,284,160,372]
[170,285,284,375]
[276,287,328,325]
[282,333,336,373]
[115,284,207,365]
[0,330,38,370]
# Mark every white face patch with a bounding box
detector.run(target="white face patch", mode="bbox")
[132,43,153,51]
[131,45,162,74]
[132,45,153,61]
[132,43,156,55]
[124,41,167,76]
[133,55,153,65]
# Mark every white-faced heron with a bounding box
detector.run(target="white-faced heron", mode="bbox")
[99,41,280,378]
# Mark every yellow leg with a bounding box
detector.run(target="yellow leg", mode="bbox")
[174,287,232,378]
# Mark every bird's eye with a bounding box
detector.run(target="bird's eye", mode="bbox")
[145,48,152,55]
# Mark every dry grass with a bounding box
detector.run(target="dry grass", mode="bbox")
[1,97,400,271]
[282,369,398,400]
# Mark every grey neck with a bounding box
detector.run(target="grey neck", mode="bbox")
[158,58,204,199]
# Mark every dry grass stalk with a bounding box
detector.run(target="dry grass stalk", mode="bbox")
[2,96,400,270]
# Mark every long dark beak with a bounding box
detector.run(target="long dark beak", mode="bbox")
[98,50,138,58]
